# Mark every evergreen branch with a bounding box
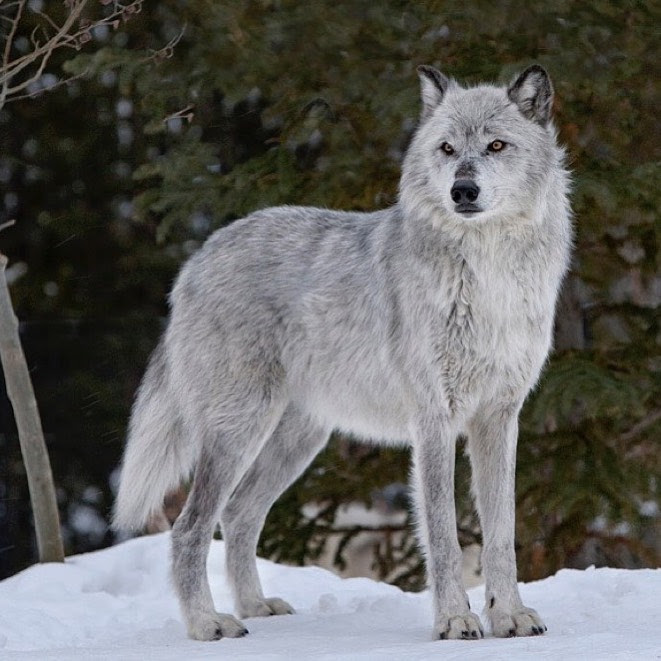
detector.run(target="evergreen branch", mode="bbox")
[583,531,660,566]
[312,522,481,546]
[318,523,408,534]
[620,408,661,442]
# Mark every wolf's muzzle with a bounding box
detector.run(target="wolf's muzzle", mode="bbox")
[451,179,480,204]
[451,179,481,214]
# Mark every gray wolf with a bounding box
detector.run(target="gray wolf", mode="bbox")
[114,64,572,641]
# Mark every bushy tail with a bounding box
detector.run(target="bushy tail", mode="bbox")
[112,342,195,531]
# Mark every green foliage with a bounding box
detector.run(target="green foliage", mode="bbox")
[526,354,646,426]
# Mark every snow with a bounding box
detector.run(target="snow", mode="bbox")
[0,533,659,660]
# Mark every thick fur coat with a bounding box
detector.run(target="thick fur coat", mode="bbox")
[114,64,572,642]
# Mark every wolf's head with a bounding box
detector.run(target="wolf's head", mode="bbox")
[400,65,564,228]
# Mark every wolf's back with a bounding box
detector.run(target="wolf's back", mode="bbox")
[113,340,194,531]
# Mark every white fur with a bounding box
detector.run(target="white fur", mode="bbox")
[114,65,571,642]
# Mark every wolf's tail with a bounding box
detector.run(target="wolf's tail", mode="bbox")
[112,341,195,531]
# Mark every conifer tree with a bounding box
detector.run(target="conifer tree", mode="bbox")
[2,0,657,581]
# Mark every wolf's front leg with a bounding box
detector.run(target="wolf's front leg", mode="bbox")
[412,415,483,640]
[467,405,546,637]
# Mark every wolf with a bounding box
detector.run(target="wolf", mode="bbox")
[114,64,572,642]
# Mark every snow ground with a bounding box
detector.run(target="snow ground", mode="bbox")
[0,533,659,660]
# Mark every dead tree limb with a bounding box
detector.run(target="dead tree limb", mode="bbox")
[0,0,144,111]
[0,249,64,563]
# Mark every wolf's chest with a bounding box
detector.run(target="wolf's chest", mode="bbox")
[435,256,554,404]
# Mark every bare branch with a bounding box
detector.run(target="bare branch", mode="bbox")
[6,65,88,102]
[163,104,195,126]
[0,0,88,92]
[5,40,54,97]
[145,23,185,63]
[28,24,41,50]
[0,0,25,108]
[1,0,24,69]
[33,7,63,35]
[0,0,148,110]
[620,408,661,443]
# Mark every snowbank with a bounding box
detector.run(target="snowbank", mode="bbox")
[0,533,658,660]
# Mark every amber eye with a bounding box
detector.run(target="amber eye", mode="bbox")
[488,140,506,152]
[440,142,455,155]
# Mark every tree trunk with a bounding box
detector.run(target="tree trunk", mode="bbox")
[0,254,64,563]
[555,274,587,351]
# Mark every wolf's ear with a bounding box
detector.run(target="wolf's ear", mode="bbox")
[507,65,554,125]
[417,65,450,121]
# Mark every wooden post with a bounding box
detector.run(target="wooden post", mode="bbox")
[0,251,64,563]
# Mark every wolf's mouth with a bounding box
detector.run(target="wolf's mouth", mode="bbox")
[455,203,482,215]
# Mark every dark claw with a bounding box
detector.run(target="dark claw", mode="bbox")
[462,630,469,639]
[508,628,516,637]
[471,631,478,638]
[439,632,447,640]
[544,625,548,632]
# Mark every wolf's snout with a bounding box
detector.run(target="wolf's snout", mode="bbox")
[451,179,480,204]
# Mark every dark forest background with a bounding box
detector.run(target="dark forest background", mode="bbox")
[0,0,658,585]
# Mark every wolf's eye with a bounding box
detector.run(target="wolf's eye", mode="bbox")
[488,140,506,152]
[440,142,455,155]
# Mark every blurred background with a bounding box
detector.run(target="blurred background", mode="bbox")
[0,1,658,586]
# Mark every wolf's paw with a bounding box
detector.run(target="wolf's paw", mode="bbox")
[238,597,295,618]
[434,612,484,640]
[187,611,249,641]
[489,605,546,637]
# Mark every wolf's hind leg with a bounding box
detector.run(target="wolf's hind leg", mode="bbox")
[171,400,287,641]
[221,405,329,618]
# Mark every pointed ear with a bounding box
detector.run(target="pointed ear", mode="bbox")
[417,65,450,121]
[507,65,554,125]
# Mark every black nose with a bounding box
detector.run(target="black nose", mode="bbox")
[451,179,480,204]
